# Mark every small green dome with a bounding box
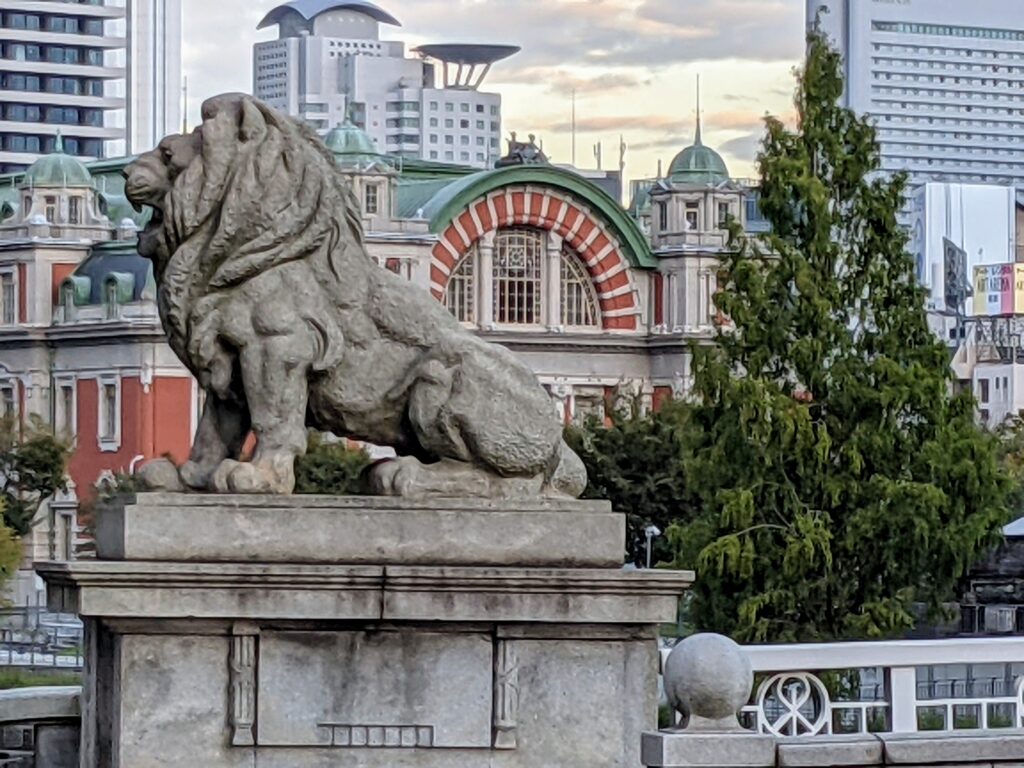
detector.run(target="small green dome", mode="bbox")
[668,136,730,185]
[324,120,382,168]
[22,134,92,188]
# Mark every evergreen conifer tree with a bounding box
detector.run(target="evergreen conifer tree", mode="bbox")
[669,31,1009,641]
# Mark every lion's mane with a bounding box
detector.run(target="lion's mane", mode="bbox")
[152,94,364,365]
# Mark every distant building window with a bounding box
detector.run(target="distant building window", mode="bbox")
[0,384,15,421]
[490,106,498,116]
[494,228,544,325]
[979,378,990,404]
[104,280,119,320]
[445,103,454,112]
[476,120,485,130]
[69,197,81,224]
[56,380,75,438]
[718,202,730,228]
[658,202,668,231]
[561,254,599,328]
[0,272,15,325]
[98,377,120,450]
[461,104,469,113]
[430,101,439,111]
[685,203,699,231]
[45,196,56,223]
[445,118,454,129]
[364,183,379,215]
[445,254,475,323]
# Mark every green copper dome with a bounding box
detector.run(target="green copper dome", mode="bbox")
[22,134,92,188]
[324,120,383,169]
[668,131,729,185]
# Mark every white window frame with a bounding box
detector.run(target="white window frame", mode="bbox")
[54,375,77,441]
[97,374,121,452]
[364,183,379,215]
[0,379,16,422]
[0,268,17,326]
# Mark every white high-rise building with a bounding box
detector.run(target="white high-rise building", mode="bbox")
[0,0,182,171]
[254,1,516,169]
[808,0,1024,187]
[124,0,183,154]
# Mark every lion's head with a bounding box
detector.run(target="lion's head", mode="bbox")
[124,92,362,286]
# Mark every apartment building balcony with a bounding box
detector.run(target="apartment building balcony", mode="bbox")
[0,121,121,139]
[0,59,126,79]
[0,90,125,110]
[0,29,126,49]
[0,1,125,19]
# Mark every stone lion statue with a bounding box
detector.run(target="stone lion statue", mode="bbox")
[123,93,586,498]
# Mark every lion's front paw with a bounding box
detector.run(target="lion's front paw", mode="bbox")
[368,457,421,497]
[210,459,294,494]
[136,458,185,492]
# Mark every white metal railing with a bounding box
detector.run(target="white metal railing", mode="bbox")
[661,637,1024,737]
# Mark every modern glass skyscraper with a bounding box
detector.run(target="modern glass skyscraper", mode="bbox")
[0,0,181,173]
[809,0,1024,188]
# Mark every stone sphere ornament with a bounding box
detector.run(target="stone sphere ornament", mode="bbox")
[663,633,753,732]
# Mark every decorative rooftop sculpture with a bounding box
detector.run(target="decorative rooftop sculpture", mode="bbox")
[124,93,586,497]
[495,132,548,167]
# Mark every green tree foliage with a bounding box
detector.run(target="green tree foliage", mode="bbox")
[994,414,1024,518]
[668,31,1009,642]
[566,400,696,565]
[294,433,372,495]
[0,417,71,536]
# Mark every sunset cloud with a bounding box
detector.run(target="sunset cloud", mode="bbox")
[181,0,805,178]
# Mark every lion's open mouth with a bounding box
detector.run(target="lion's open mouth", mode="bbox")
[138,206,165,258]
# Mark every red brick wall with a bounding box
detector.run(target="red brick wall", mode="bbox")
[67,375,193,499]
[50,264,76,312]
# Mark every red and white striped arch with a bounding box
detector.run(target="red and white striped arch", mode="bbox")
[429,185,640,331]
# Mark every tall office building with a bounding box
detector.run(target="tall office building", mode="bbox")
[254,1,516,169]
[0,0,181,173]
[809,0,1024,187]
[124,0,183,154]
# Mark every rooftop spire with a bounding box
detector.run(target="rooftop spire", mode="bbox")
[695,74,703,147]
[55,130,64,154]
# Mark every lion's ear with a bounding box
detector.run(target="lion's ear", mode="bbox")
[239,99,268,143]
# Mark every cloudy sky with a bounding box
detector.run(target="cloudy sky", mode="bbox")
[181,0,806,181]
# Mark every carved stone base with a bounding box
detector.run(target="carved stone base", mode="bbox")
[39,494,692,768]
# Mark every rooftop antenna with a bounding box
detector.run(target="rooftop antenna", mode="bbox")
[695,74,703,146]
[571,87,577,167]
[657,158,663,178]
[619,135,627,205]
[593,141,602,170]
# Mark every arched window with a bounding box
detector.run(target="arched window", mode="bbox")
[493,228,543,325]
[443,226,602,330]
[561,255,599,328]
[446,254,475,323]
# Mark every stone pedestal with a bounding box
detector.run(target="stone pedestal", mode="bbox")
[38,494,692,768]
